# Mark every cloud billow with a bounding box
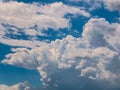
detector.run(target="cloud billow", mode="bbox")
[1,18,120,90]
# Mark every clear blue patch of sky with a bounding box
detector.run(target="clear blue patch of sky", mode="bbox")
[40,28,69,41]
[0,64,41,87]
[91,7,120,23]
[69,16,89,37]
[0,43,11,60]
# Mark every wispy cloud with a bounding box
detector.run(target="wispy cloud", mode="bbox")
[68,0,120,12]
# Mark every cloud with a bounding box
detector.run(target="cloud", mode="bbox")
[0,1,90,47]
[67,0,102,10]
[67,0,120,12]
[0,82,32,90]
[2,18,120,89]
[103,0,120,12]
[0,38,47,48]
[82,18,120,51]
[0,1,90,29]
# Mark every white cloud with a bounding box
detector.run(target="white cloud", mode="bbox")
[2,18,120,89]
[0,1,90,47]
[0,38,47,48]
[0,82,32,90]
[24,29,38,36]
[1,18,120,89]
[0,1,67,29]
[38,2,90,18]
[103,0,120,12]
[0,1,120,90]
[82,18,120,51]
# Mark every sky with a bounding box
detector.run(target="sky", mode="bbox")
[0,0,120,90]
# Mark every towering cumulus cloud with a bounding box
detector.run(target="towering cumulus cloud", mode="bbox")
[2,18,120,90]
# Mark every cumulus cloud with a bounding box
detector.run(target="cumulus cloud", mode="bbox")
[2,18,120,89]
[82,18,120,51]
[0,1,90,47]
[0,82,32,90]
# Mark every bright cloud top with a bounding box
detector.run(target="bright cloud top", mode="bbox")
[2,18,120,89]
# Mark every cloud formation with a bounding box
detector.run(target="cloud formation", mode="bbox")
[103,0,120,12]
[2,18,120,90]
[0,82,32,90]
[68,0,120,12]
[0,1,90,47]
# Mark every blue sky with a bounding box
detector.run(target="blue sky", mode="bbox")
[0,0,120,90]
